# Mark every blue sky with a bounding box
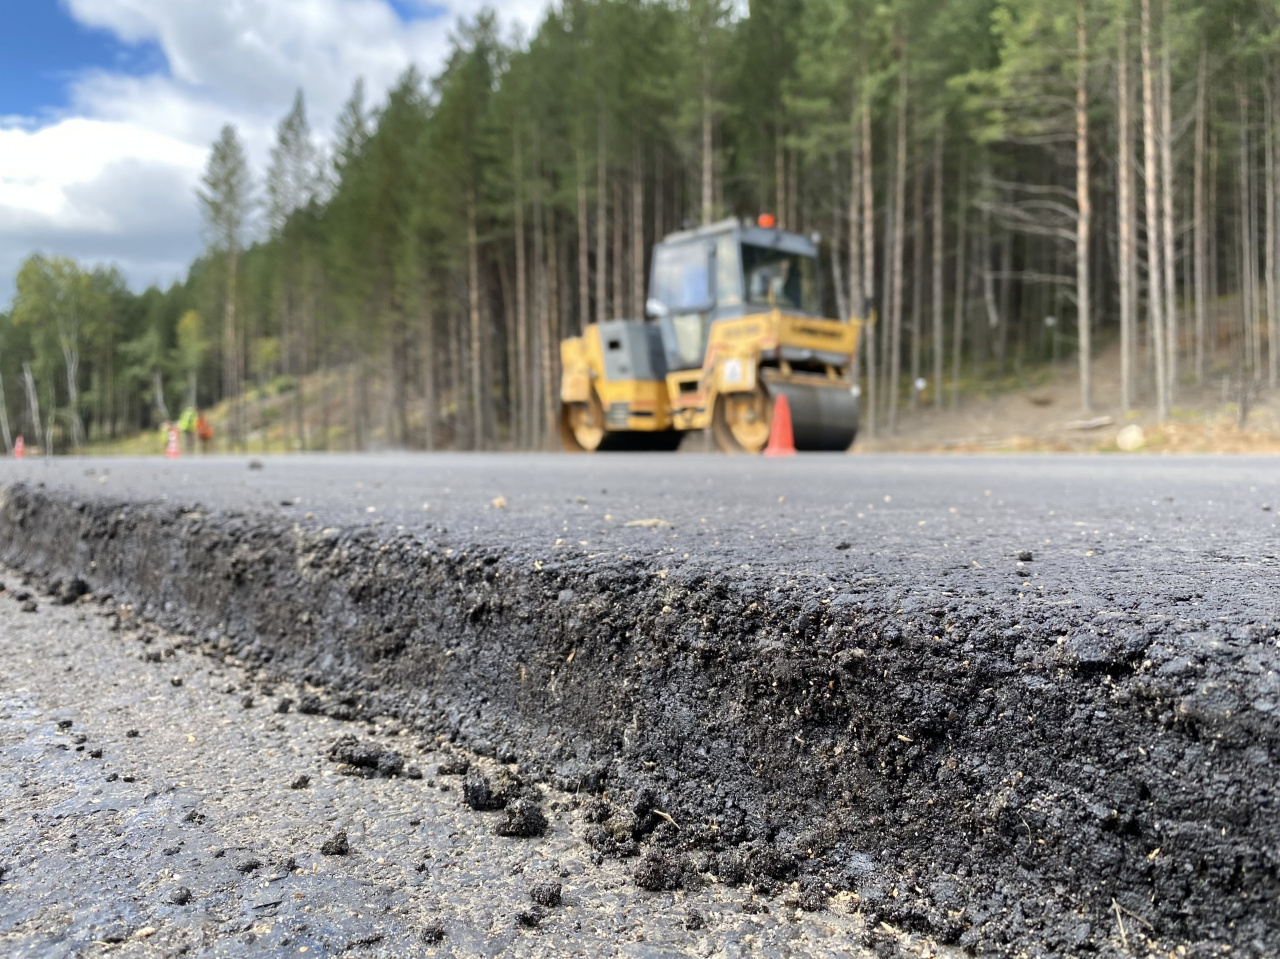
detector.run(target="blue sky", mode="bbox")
[0,4,165,119]
[0,0,536,302]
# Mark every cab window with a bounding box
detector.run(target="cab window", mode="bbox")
[651,243,711,312]
[742,245,819,313]
[716,234,742,307]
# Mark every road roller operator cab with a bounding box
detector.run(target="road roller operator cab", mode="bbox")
[559,216,863,453]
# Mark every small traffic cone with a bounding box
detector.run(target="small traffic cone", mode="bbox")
[763,392,796,457]
[166,427,180,459]
[13,436,23,459]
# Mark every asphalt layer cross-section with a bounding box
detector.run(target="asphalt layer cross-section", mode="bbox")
[0,452,1278,957]
[0,573,902,958]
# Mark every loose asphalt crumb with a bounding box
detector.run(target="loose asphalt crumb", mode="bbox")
[320,830,350,856]
[529,881,562,907]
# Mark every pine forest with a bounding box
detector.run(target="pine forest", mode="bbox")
[4,0,1279,452]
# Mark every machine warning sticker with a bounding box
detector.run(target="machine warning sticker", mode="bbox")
[722,358,743,385]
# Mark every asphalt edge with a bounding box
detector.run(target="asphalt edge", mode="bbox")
[0,480,1276,956]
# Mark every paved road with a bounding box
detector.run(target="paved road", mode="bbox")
[3,452,1279,623]
[3,452,1279,955]
[0,568,912,959]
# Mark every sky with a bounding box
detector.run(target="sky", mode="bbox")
[0,0,546,304]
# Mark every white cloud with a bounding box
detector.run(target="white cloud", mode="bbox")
[1,0,550,302]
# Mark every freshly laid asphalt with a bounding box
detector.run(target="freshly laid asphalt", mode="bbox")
[3,452,1278,598]
[1,452,1278,957]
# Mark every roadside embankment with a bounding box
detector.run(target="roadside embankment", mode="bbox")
[1,472,1276,956]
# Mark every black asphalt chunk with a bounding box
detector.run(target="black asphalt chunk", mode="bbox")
[515,907,545,929]
[328,735,404,779]
[528,881,562,907]
[494,799,548,838]
[633,849,685,891]
[420,921,445,943]
[320,830,349,856]
[169,887,192,905]
[296,693,323,715]
[436,757,469,776]
[462,769,523,811]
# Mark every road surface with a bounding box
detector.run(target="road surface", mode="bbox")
[0,452,1276,956]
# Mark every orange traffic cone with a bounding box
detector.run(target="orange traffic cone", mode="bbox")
[166,427,180,459]
[763,392,796,457]
[13,436,23,459]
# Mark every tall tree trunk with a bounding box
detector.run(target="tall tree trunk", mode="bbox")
[1119,7,1136,410]
[787,148,799,233]
[596,95,607,325]
[223,248,240,448]
[612,177,624,319]
[776,120,786,226]
[951,150,968,410]
[23,362,42,448]
[534,136,548,445]
[1159,0,1177,402]
[446,301,460,448]
[467,190,483,450]
[1141,0,1168,420]
[653,149,665,243]
[1266,70,1278,388]
[1193,43,1207,385]
[980,200,998,380]
[882,171,896,419]
[849,88,864,317]
[1076,0,1092,412]
[0,369,11,454]
[516,131,531,447]
[106,336,114,439]
[632,143,645,321]
[1239,81,1257,380]
[60,340,84,447]
[542,212,559,449]
[996,231,1012,375]
[1209,124,1219,363]
[1248,87,1261,380]
[910,129,924,411]
[846,93,865,424]
[861,81,877,436]
[932,124,945,411]
[577,141,590,332]
[888,51,907,432]
[421,280,436,451]
[701,59,714,226]
[1272,66,1280,387]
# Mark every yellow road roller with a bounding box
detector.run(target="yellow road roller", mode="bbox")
[560,216,863,453]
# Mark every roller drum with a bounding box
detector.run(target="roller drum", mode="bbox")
[769,381,859,452]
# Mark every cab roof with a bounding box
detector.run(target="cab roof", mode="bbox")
[659,217,819,259]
